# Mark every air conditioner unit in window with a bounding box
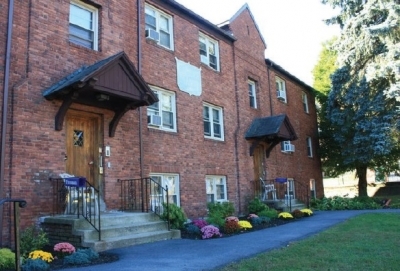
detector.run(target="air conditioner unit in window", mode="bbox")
[277,90,286,101]
[145,29,160,42]
[147,114,162,126]
[284,143,295,153]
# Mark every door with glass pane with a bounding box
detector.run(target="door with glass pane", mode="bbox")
[66,111,100,188]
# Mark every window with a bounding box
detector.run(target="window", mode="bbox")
[150,174,180,207]
[306,137,313,157]
[69,1,98,50]
[147,88,176,132]
[145,5,174,49]
[248,80,257,108]
[203,103,224,140]
[281,140,295,153]
[302,92,309,113]
[276,77,286,102]
[206,176,227,203]
[199,33,219,71]
[310,179,316,199]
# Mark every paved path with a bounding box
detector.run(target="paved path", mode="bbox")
[63,209,400,271]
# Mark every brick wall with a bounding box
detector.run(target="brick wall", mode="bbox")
[0,0,323,245]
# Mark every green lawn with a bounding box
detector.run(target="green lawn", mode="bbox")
[218,213,400,271]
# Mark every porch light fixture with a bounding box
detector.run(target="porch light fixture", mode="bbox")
[96,94,109,101]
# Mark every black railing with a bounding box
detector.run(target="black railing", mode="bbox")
[118,177,170,230]
[259,178,310,212]
[49,178,101,240]
[0,198,27,271]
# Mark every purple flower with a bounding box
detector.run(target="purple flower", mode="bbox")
[193,219,208,229]
[201,225,222,239]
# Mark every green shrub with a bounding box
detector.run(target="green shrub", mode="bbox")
[160,203,187,229]
[20,226,49,258]
[0,248,15,270]
[311,196,381,211]
[258,209,278,219]
[21,258,49,271]
[64,250,91,265]
[207,202,235,218]
[77,248,99,261]
[206,211,226,228]
[184,223,201,238]
[224,220,241,234]
[247,198,268,214]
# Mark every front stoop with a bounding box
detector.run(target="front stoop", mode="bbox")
[264,199,306,212]
[41,212,180,252]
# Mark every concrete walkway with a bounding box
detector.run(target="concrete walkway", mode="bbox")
[63,209,400,271]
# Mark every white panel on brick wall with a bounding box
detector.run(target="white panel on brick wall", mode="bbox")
[176,57,202,96]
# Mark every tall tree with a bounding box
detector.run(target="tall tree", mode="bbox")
[321,0,400,196]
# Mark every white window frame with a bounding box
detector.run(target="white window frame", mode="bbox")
[203,103,224,141]
[248,80,257,109]
[306,137,313,157]
[199,33,219,71]
[69,1,98,50]
[147,87,177,132]
[150,173,180,207]
[302,92,309,113]
[276,77,287,103]
[205,175,227,203]
[310,179,316,199]
[145,4,174,50]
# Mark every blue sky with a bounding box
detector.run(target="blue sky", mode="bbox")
[175,0,340,86]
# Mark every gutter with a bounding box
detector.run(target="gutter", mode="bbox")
[0,0,14,245]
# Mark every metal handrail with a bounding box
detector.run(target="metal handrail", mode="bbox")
[49,178,101,241]
[0,198,27,271]
[118,177,170,230]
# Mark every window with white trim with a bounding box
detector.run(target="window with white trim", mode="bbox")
[69,1,98,50]
[203,103,224,140]
[147,88,176,132]
[306,137,313,157]
[302,92,309,113]
[206,176,227,203]
[281,140,295,153]
[248,80,257,108]
[150,174,180,207]
[276,77,286,102]
[199,33,219,71]
[310,179,316,199]
[145,4,174,50]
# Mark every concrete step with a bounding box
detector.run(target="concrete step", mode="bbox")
[85,229,181,252]
[78,220,170,240]
[41,211,181,252]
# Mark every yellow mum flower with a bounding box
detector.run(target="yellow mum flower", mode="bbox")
[278,212,293,219]
[301,209,313,216]
[28,250,54,263]
[238,220,252,229]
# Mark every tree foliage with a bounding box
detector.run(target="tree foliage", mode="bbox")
[320,0,400,196]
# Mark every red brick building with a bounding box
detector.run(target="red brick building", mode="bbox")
[0,0,322,245]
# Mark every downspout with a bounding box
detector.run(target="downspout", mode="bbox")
[137,0,144,179]
[266,62,273,116]
[0,0,14,245]
[232,45,242,214]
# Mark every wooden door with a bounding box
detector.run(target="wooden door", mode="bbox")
[66,111,100,188]
[253,145,265,197]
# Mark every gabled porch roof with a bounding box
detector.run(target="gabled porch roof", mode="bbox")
[245,114,298,157]
[43,51,157,137]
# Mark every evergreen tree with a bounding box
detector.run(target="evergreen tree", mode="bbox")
[322,0,400,196]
